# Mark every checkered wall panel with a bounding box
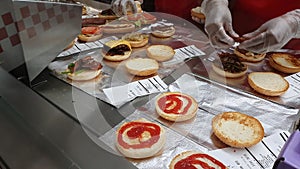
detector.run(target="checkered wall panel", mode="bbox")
[14,2,79,39]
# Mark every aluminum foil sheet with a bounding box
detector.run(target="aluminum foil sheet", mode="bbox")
[48,48,185,106]
[168,74,299,134]
[99,111,208,169]
[192,49,300,109]
[99,73,299,168]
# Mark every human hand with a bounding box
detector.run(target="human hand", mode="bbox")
[112,0,137,16]
[202,0,239,49]
[239,9,300,53]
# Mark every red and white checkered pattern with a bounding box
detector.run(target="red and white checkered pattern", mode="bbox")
[14,2,80,39]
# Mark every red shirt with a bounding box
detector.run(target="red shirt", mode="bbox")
[154,0,200,22]
[230,0,300,50]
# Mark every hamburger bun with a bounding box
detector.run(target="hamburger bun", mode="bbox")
[169,151,227,169]
[147,45,175,62]
[248,72,289,96]
[63,56,102,81]
[234,47,266,62]
[122,32,149,48]
[98,8,118,20]
[191,6,205,20]
[151,23,175,38]
[212,53,248,78]
[269,52,300,74]
[116,118,166,159]
[67,69,101,81]
[102,23,135,34]
[78,26,103,42]
[102,39,132,62]
[212,112,264,148]
[155,92,198,122]
[125,58,159,76]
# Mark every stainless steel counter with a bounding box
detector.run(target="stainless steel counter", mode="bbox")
[0,67,136,169]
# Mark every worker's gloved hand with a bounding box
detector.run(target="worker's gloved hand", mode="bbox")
[239,9,300,53]
[112,0,137,16]
[202,0,238,49]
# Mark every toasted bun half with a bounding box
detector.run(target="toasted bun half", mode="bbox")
[191,7,205,19]
[212,112,264,148]
[212,63,247,78]
[78,26,103,42]
[269,53,300,74]
[67,69,101,81]
[78,33,103,42]
[169,151,227,169]
[122,32,149,48]
[234,48,266,62]
[125,58,159,76]
[102,23,135,34]
[103,39,132,61]
[147,45,175,62]
[155,92,198,122]
[116,118,166,159]
[248,72,289,96]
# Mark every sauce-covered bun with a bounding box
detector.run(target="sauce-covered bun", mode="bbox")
[155,92,198,122]
[169,151,227,169]
[116,118,166,159]
[212,112,264,148]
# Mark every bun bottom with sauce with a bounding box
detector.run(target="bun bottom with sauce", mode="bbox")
[116,118,166,159]
[155,92,198,122]
[169,151,227,169]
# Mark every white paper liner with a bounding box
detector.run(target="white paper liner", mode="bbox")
[99,112,208,169]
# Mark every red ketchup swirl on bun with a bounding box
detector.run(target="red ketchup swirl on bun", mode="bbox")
[118,122,161,149]
[175,153,226,169]
[157,94,193,115]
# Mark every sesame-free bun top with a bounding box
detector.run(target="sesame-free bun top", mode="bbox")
[248,72,289,96]
[125,58,159,76]
[212,112,264,148]
[269,52,300,74]
[146,45,175,62]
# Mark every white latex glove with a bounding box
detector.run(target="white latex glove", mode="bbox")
[112,0,138,16]
[239,9,300,53]
[202,0,239,49]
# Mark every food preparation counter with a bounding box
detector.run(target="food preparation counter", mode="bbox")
[1,8,300,169]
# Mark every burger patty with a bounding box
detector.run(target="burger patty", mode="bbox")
[214,53,247,73]
[105,44,131,56]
